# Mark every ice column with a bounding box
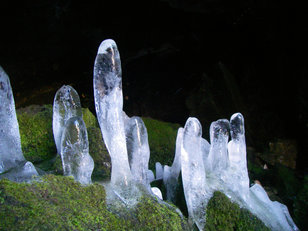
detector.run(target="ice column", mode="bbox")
[227,113,249,198]
[53,85,82,155]
[0,66,25,173]
[93,39,132,185]
[125,116,150,186]
[163,127,183,202]
[60,116,94,185]
[207,119,230,174]
[181,117,208,230]
[249,184,299,231]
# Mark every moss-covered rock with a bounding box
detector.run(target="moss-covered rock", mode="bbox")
[293,175,308,230]
[17,105,56,163]
[87,126,111,180]
[205,191,270,231]
[0,175,189,230]
[142,117,180,170]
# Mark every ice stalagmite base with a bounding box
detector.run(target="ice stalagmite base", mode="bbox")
[125,116,151,186]
[0,66,25,173]
[53,85,82,155]
[163,127,183,202]
[60,116,94,185]
[93,39,132,186]
[181,118,208,230]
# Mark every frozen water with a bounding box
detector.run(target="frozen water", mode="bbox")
[207,119,230,173]
[125,116,150,186]
[226,113,249,199]
[249,184,299,231]
[93,39,132,186]
[201,137,210,173]
[147,170,155,183]
[181,117,208,231]
[53,85,82,155]
[0,161,38,182]
[0,67,25,173]
[151,187,163,200]
[163,127,183,202]
[155,162,163,180]
[60,116,94,185]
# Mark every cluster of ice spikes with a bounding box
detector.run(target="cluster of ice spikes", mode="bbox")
[52,85,94,185]
[0,39,299,230]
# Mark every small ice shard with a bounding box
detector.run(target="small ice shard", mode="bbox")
[147,170,155,183]
[125,116,150,185]
[0,161,38,182]
[181,117,208,230]
[151,187,163,200]
[0,67,25,173]
[227,113,249,199]
[207,119,230,173]
[155,162,163,180]
[249,184,299,231]
[201,137,210,173]
[163,127,183,202]
[60,116,94,185]
[93,39,132,186]
[53,85,82,155]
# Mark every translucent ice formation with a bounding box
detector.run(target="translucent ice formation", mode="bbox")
[181,117,208,231]
[53,85,82,155]
[155,162,164,180]
[0,66,25,173]
[151,187,163,200]
[60,116,94,185]
[125,116,150,186]
[226,113,249,199]
[248,184,299,231]
[163,127,183,202]
[0,161,38,182]
[207,119,230,174]
[93,39,132,186]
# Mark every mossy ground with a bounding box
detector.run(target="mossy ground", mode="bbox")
[205,191,270,231]
[0,175,189,231]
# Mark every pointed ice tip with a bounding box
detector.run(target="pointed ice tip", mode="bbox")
[184,117,202,137]
[230,113,244,138]
[97,39,117,54]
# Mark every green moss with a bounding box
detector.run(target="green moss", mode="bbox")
[142,117,180,170]
[205,191,270,231]
[87,127,111,180]
[0,175,189,230]
[293,175,308,230]
[82,108,99,128]
[0,175,124,231]
[17,105,56,163]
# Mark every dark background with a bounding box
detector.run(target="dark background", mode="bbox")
[0,0,307,171]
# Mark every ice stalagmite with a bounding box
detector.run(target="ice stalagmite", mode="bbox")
[125,116,150,186]
[60,116,94,185]
[0,67,25,173]
[163,127,183,202]
[207,119,230,174]
[248,184,299,231]
[227,113,249,199]
[93,39,132,186]
[181,117,208,230]
[53,85,82,155]
[0,161,38,182]
[155,162,164,180]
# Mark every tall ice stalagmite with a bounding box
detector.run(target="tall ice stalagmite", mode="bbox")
[0,66,25,173]
[93,39,132,186]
